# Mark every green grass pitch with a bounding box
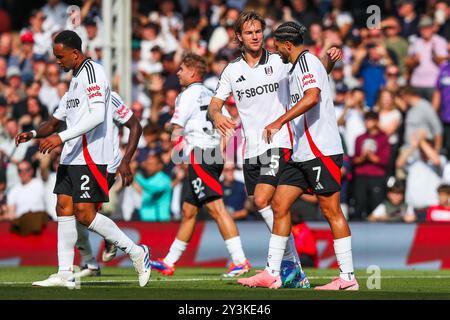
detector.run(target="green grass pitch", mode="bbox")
[1,266,450,300]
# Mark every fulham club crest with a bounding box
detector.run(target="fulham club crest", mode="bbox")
[264,66,273,76]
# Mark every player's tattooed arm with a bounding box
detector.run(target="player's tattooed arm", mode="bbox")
[264,88,320,143]
[320,47,343,74]
[118,114,143,187]
[207,97,235,136]
[15,116,62,146]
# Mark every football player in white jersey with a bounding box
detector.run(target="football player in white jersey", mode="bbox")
[208,11,341,288]
[239,22,358,290]
[15,31,151,288]
[67,91,142,277]
[149,53,250,278]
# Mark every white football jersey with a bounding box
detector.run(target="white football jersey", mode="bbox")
[109,91,133,173]
[171,82,222,155]
[54,90,132,173]
[288,51,343,162]
[214,49,293,159]
[53,58,113,165]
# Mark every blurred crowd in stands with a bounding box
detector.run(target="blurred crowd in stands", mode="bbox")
[1,0,450,227]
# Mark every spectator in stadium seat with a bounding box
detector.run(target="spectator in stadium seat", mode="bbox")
[382,16,409,76]
[39,63,61,114]
[0,32,12,61]
[375,89,403,178]
[405,15,448,101]
[432,58,450,156]
[9,33,34,83]
[352,40,393,108]
[134,154,172,222]
[24,9,53,59]
[136,123,162,164]
[0,96,8,145]
[0,118,29,190]
[435,0,450,40]
[6,160,48,236]
[426,184,450,222]
[396,0,420,40]
[337,87,366,157]
[368,180,416,222]
[222,163,249,220]
[400,86,443,152]
[396,130,446,221]
[5,66,26,103]
[41,0,68,30]
[352,111,390,220]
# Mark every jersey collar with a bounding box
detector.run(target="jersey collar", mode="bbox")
[289,50,309,75]
[73,58,92,77]
[241,48,269,68]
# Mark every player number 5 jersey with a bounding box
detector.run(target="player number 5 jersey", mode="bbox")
[288,51,343,162]
[214,49,293,159]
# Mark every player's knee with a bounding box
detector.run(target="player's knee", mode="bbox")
[254,195,270,210]
[74,208,90,226]
[182,209,197,221]
[56,202,71,216]
[271,196,288,216]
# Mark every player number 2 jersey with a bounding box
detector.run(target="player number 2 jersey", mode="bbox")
[214,49,293,159]
[288,51,343,162]
[55,90,132,173]
[53,58,113,165]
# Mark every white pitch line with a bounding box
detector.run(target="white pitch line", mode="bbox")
[2,275,450,286]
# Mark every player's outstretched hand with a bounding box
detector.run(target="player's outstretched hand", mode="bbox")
[263,120,282,144]
[117,161,133,187]
[15,132,33,146]
[213,114,236,137]
[327,47,343,63]
[39,134,62,154]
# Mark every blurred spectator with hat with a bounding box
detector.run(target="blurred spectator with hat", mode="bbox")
[405,15,448,101]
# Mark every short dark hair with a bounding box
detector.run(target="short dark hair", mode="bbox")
[438,184,450,194]
[364,110,379,120]
[54,30,82,51]
[274,21,307,46]
[399,86,419,97]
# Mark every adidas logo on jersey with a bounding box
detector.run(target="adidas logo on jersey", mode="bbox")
[236,75,246,83]
[263,169,277,177]
[80,191,91,199]
[315,182,324,191]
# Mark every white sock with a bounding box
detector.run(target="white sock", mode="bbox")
[224,236,247,265]
[75,221,98,268]
[265,234,289,277]
[334,236,355,281]
[259,205,302,266]
[164,238,188,266]
[88,213,142,260]
[57,216,77,276]
[259,205,274,230]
